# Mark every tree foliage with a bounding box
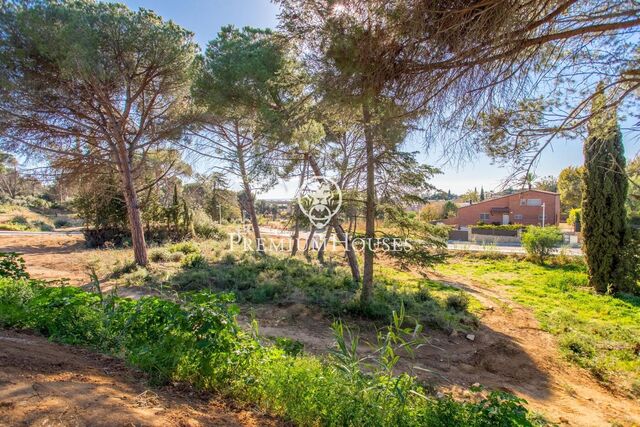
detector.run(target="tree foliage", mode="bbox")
[582,86,629,294]
[0,0,197,265]
[558,167,584,213]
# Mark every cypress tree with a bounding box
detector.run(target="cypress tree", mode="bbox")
[480,187,485,201]
[582,84,629,293]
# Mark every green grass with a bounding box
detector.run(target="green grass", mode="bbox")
[435,255,640,394]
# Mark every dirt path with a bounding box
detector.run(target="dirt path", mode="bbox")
[0,329,282,427]
[429,272,640,427]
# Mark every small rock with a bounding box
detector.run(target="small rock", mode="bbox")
[472,382,481,388]
[436,392,445,399]
[449,330,458,338]
[466,334,475,341]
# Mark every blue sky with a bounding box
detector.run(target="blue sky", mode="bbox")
[114,0,639,197]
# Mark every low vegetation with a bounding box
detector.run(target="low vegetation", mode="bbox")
[521,226,563,264]
[0,253,539,426]
[436,254,640,395]
[102,239,480,333]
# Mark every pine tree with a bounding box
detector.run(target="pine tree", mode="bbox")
[582,84,629,294]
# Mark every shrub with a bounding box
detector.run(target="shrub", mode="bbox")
[169,241,199,255]
[10,215,28,225]
[122,267,151,287]
[54,218,72,228]
[560,332,596,364]
[521,226,563,264]
[32,220,54,232]
[446,293,470,312]
[181,253,208,269]
[149,249,171,263]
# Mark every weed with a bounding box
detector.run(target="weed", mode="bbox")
[271,336,304,357]
[122,267,151,287]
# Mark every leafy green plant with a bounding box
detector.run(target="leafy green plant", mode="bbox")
[0,252,29,280]
[521,226,563,264]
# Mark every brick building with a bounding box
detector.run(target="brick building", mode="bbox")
[442,190,561,227]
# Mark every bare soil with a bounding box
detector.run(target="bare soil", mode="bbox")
[2,234,639,426]
[0,329,282,427]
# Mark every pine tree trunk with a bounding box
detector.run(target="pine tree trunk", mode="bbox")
[115,142,148,266]
[361,103,375,305]
[237,144,263,253]
[304,226,316,255]
[318,225,332,264]
[308,155,361,282]
[291,156,307,256]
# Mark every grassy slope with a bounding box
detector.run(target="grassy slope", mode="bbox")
[435,255,640,395]
[0,204,55,231]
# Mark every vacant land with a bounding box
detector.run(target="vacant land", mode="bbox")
[2,233,639,426]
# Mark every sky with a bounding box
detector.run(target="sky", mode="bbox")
[113,0,640,198]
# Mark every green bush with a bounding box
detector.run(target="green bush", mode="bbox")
[169,241,199,255]
[0,277,537,426]
[32,220,54,231]
[181,253,208,269]
[10,215,28,225]
[521,226,563,264]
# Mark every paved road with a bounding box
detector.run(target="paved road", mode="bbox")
[258,227,584,256]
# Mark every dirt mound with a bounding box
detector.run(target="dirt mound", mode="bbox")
[0,329,283,427]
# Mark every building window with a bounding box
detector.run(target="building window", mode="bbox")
[527,199,542,206]
[520,199,526,206]
[538,214,546,222]
[479,213,490,221]
[514,214,523,221]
